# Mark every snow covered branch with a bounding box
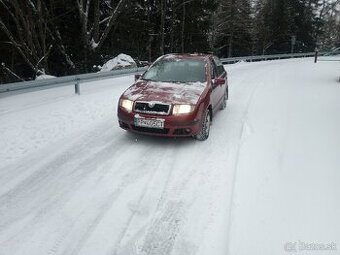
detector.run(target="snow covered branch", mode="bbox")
[76,0,129,50]
[1,62,24,81]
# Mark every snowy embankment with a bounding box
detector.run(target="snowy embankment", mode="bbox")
[227,58,340,255]
[99,54,137,72]
[35,74,57,80]
[0,58,339,255]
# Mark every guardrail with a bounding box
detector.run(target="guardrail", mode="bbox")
[0,52,322,96]
[0,66,148,96]
[220,52,319,64]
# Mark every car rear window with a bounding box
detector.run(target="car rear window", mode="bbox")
[143,58,206,83]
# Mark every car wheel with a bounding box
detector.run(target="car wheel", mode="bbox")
[195,109,211,141]
[221,89,227,110]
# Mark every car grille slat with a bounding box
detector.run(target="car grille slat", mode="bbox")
[131,125,169,134]
[134,102,170,115]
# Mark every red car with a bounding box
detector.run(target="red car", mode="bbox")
[117,53,228,140]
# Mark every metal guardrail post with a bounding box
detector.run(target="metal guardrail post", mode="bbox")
[314,49,318,63]
[75,78,80,95]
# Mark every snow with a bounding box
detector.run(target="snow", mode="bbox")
[226,57,340,255]
[90,38,99,49]
[99,53,136,72]
[123,81,206,104]
[0,58,339,255]
[35,74,57,80]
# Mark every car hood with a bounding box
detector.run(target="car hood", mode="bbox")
[123,80,207,104]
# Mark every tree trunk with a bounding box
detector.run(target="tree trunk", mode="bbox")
[160,0,165,55]
[181,0,186,53]
[228,0,235,57]
[147,3,153,62]
[95,0,129,50]
[228,34,233,57]
[93,0,100,42]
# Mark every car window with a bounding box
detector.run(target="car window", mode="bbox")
[143,58,206,83]
[218,65,225,77]
[213,56,223,66]
[213,57,225,77]
[210,59,218,79]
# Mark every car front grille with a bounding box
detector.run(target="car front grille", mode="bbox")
[134,101,170,115]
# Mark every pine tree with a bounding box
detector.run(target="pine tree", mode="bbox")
[214,0,253,57]
[316,0,340,50]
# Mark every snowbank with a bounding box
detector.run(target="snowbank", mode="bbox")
[99,53,136,72]
[35,74,57,80]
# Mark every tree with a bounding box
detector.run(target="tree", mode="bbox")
[1,0,338,83]
[0,0,75,78]
[253,0,319,54]
[112,0,217,60]
[0,0,53,75]
[316,0,340,49]
[214,0,253,57]
[75,0,129,70]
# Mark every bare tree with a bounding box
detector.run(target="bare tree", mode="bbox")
[181,0,186,53]
[76,0,129,51]
[0,0,51,73]
[160,0,165,55]
[0,0,75,75]
[318,0,340,49]
[215,0,252,57]
[1,62,24,81]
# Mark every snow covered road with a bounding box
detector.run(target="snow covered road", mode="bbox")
[0,58,339,255]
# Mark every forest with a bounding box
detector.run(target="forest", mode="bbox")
[0,0,339,83]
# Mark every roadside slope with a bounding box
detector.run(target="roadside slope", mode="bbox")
[228,59,340,255]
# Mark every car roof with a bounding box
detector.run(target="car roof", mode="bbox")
[161,53,213,62]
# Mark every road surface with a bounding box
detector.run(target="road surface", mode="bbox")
[0,58,339,255]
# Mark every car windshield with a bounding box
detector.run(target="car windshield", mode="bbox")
[142,58,206,83]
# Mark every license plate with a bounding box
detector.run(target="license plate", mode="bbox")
[134,117,164,129]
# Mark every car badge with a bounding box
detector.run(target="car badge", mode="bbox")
[148,102,155,108]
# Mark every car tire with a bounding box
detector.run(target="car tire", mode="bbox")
[195,109,211,141]
[221,89,227,110]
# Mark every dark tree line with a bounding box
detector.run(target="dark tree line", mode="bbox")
[213,0,340,57]
[0,0,339,83]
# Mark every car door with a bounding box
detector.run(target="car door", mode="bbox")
[210,58,223,113]
[214,56,227,98]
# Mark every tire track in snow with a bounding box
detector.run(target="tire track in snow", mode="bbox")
[112,144,179,255]
[0,123,116,230]
[0,125,164,253]
[0,119,114,196]
[224,66,271,254]
[138,200,184,255]
[115,141,213,255]
[70,139,191,255]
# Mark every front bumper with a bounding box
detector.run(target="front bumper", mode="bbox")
[118,107,201,137]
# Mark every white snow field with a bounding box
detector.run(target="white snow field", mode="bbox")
[0,58,339,255]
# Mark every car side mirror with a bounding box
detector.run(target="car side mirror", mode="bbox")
[214,77,225,86]
[135,74,141,81]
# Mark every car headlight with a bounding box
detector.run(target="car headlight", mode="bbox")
[172,104,195,115]
[119,99,134,113]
